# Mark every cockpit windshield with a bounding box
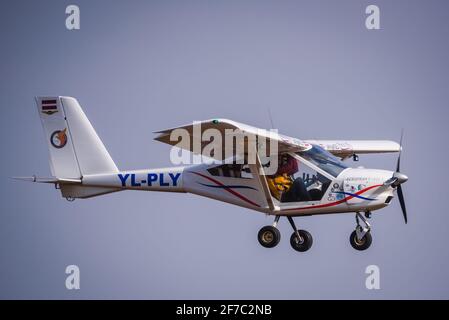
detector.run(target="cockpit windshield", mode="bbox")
[296,145,348,177]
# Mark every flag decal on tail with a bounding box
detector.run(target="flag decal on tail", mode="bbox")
[50,128,68,149]
[41,99,58,115]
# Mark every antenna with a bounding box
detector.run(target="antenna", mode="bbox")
[267,108,275,129]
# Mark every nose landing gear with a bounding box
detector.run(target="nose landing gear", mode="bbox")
[350,212,372,251]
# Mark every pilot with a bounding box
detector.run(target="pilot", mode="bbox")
[267,154,311,203]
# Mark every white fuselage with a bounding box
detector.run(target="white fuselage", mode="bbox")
[79,164,396,217]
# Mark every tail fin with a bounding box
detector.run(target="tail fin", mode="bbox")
[36,96,118,178]
[35,96,119,199]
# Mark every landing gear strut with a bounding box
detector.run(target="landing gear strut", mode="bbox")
[350,212,372,251]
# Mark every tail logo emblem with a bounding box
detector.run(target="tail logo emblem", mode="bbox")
[41,99,58,115]
[50,128,68,149]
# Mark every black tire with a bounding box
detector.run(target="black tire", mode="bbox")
[290,230,313,252]
[349,230,372,251]
[258,226,281,248]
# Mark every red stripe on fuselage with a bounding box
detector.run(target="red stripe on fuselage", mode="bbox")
[285,184,383,211]
[192,172,260,207]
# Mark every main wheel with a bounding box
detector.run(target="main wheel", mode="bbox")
[290,230,313,252]
[257,226,281,248]
[350,230,372,251]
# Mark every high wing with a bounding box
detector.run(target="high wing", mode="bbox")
[154,118,312,161]
[154,118,401,161]
[304,140,401,159]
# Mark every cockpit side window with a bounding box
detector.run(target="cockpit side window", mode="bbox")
[297,145,348,177]
[207,164,253,179]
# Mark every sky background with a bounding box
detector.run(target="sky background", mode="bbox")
[1,0,448,299]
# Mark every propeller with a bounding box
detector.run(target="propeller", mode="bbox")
[397,182,407,224]
[396,130,403,173]
[394,130,408,224]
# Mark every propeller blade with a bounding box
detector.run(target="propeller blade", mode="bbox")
[397,184,407,224]
[396,129,404,172]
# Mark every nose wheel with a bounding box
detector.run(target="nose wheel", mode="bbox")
[350,229,372,251]
[350,212,373,251]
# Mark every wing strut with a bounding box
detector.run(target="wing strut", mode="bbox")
[249,153,276,212]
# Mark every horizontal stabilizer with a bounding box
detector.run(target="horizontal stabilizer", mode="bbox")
[12,176,81,184]
[12,176,121,199]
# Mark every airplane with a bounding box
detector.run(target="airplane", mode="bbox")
[15,96,408,252]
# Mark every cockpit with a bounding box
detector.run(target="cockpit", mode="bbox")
[266,145,348,203]
[205,144,349,204]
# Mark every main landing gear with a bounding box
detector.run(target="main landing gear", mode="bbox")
[257,215,313,252]
[257,216,281,248]
[349,212,372,251]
